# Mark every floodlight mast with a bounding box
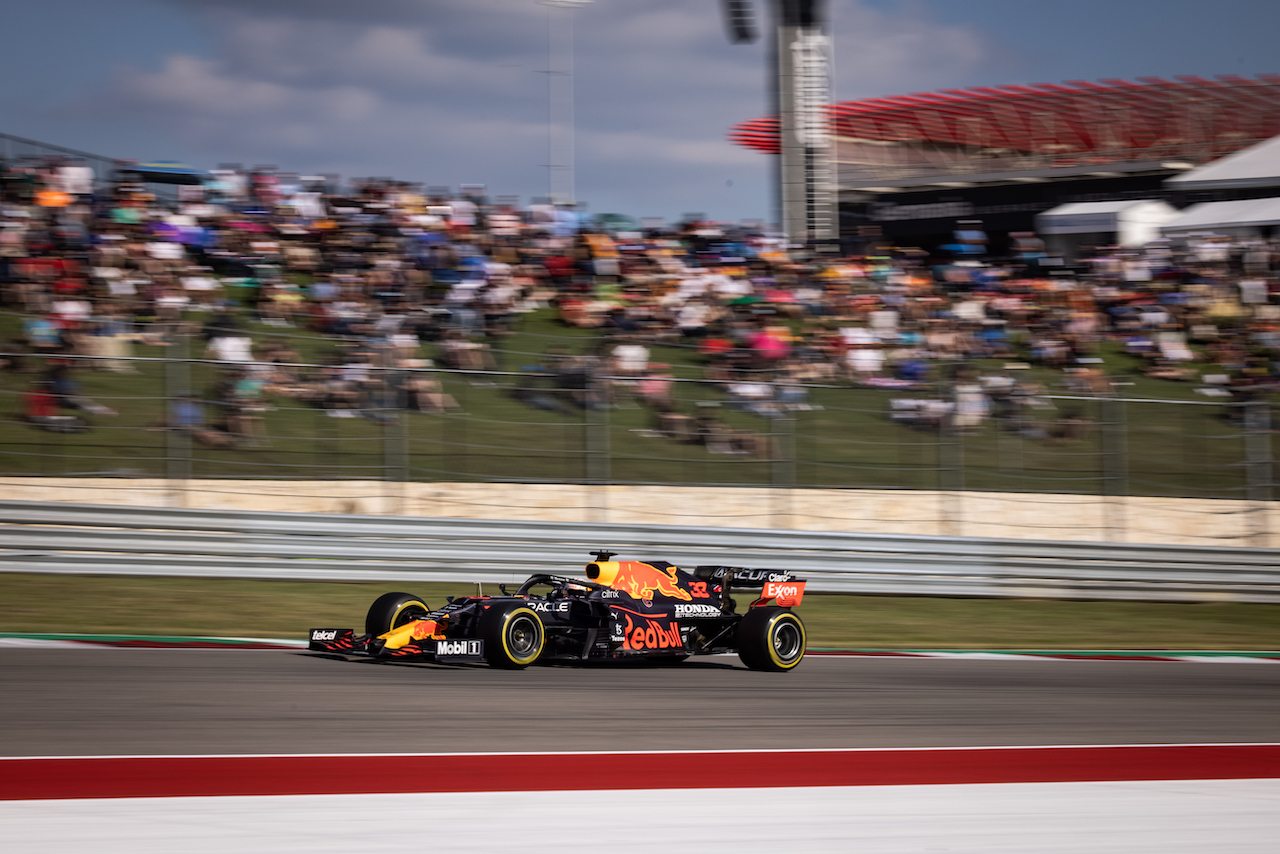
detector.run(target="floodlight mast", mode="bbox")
[722,0,758,43]
[722,0,837,246]
[540,0,593,208]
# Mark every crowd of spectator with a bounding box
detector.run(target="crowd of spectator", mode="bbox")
[3,153,1280,450]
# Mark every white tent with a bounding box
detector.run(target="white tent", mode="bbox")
[1161,197,1280,235]
[1036,200,1178,246]
[1167,134,1280,191]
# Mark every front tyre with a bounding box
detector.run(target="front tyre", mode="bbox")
[481,604,545,669]
[737,608,806,672]
[365,592,430,638]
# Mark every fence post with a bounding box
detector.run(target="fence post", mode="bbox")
[585,375,610,523]
[1100,395,1128,542]
[937,385,964,537]
[383,367,410,516]
[1244,398,1272,547]
[772,407,797,529]
[164,344,192,507]
[454,375,468,482]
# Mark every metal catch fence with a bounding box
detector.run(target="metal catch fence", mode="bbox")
[1,351,1271,499]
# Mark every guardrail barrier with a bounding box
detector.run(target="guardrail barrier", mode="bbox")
[2,500,1277,603]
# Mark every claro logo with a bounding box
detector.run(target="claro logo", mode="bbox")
[706,567,794,584]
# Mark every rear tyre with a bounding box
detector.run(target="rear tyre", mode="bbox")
[365,592,430,637]
[737,608,806,672]
[480,604,545,669]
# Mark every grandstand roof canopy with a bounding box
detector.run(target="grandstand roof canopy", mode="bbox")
[730,75,1280,186]
[1166,133,1280,190]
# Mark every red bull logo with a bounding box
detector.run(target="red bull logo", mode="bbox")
[588,561,692,602]
[620,613,683,651]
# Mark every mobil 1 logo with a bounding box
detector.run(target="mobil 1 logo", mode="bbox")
[435,639,484,661]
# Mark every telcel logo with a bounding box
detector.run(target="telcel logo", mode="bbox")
[310,630,337,641]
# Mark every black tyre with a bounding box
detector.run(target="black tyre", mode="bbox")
[737,607,806,672]
[365,592,430,637]
[480,604,545,669]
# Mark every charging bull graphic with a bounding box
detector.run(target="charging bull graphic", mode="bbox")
[588,560,692,602]
[411,620,443,640]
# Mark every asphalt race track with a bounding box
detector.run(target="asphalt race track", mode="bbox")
[1,649,1276,756]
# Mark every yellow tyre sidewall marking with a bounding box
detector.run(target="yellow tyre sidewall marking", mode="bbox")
[390,599,428,631]
[766,612,805,670]
[502,607,544,665]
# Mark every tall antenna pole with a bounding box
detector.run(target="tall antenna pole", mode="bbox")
[540,0,592,208]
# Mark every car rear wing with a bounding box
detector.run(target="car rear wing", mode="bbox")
[693,566,798,588]
[693,566,806,608]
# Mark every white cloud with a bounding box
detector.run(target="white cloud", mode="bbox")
[66,0,991,219]
[831,0,989,97]
[116,55,293,116]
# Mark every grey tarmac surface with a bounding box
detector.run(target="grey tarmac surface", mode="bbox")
[1,649,1276,756]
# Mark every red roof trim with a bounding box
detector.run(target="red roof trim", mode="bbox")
[729,74,1280,157]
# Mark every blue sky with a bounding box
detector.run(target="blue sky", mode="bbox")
[2,0,1277,222]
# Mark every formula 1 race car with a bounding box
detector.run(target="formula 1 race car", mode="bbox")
[308,551,807,671]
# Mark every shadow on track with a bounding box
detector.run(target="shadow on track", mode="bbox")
[293,651,743,671]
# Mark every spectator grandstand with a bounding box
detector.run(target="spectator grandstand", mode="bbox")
[1,134,1279,524]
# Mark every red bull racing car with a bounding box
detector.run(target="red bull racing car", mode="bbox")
[308,551,807,671]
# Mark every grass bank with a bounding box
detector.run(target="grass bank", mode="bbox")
[3,573,1277,650]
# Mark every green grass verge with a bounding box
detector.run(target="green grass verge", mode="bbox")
[3,573,1277,649]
